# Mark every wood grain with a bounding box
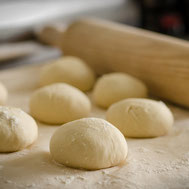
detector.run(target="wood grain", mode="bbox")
[60,18,189,108]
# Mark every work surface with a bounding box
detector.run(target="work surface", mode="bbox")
[0,64,189,189]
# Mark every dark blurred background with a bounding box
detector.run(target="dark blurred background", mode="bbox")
[138,0,189,38]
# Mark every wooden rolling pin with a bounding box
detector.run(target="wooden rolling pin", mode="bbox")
[37,18,189,108]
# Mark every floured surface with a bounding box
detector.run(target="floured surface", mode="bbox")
[0,65,189,189]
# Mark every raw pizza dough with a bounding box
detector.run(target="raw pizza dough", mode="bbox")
[30,83,91,124]
[93,72,147,108]
[106,98,174,138]
[0,82,7,105]
[39,56,96,91]
[0,106,38,152]
[50,118,128,170]
[1,65,189,189]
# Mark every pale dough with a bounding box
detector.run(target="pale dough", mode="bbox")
[0,106,38,152]
[1,65,189,188]
[39,56,96,91]
[30,83,91,124]
[93,72,147,108]
[106,98,174,138]
[0,82,7,105]
[50,117,128,170]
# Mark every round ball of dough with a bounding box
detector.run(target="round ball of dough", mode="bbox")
[39,56,96,91]
[30,83,91,124]
[93,72,147,108]
[0,82,8,105]
[106,98,174,138]
[50,118,128,170]
[0,106,38,152]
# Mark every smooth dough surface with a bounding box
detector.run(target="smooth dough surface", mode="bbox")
[0,106,38,152]
[39,56,96,91]
[50,117,128,170]
[106,98,174,138]
[30,83,91,124]
[93,72,147,108]
[0,82,7,105]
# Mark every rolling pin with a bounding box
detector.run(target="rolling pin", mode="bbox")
[37,18,189,108]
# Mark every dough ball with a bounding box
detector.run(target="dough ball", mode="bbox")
[0,106,38,152]
[0,82,8,105]
[50,118,128,170]
[106,98,174,138]
[30,83,91,124]
[39,56,96,91]
[93,72,147,108]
